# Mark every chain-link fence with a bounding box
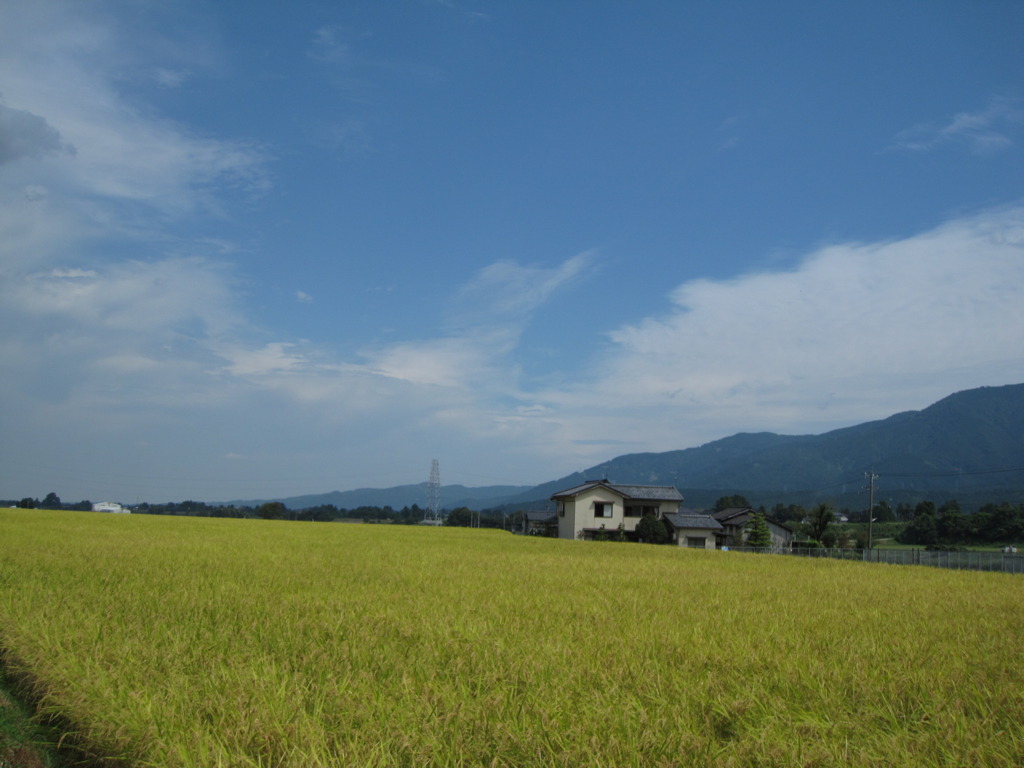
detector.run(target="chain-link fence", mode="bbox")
[722,546,1024,574]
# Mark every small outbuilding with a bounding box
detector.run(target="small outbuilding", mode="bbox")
[92,502,130,514]
[663,511,723,549]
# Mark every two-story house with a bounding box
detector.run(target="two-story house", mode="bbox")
[550,480,685,541]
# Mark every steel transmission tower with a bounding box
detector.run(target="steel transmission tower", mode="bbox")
[424,459,442,525]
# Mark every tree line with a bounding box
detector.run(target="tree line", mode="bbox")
[8,494,518,528]
[895,500,1024,547]
[10,492,1023,547]
[730,496,1023,549]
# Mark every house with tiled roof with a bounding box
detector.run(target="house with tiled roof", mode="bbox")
[663,510,723,549]
[712,507,794,550]
[521,510,558,536]
[551,480,710,542]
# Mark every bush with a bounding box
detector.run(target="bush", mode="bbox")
[635,514,669,544]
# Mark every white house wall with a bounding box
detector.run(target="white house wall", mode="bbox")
[557,487,624,539]
[555,486,682,540]
[675,529,717,549]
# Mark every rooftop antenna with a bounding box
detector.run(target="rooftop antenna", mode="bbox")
[423,459,443,525]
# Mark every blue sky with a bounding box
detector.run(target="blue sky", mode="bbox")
[2,0,1023,503]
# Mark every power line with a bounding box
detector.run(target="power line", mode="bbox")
[787,465,1024,498]
[878,466,1024,479]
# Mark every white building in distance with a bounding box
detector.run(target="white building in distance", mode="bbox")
[92,502,130,514]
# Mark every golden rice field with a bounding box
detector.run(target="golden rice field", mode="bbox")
[0,508,1022,768]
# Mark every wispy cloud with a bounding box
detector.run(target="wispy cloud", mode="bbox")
[308,25,356,66]
[891,95,1024,155]
[278,254,595,394]
[10,258,239,334]
[4,196,1022,496]
[153,67,192,88]
[0,1,269,229]
[453,252,593,326]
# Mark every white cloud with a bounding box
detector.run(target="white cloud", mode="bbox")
[154,67,192,88]
[309,25,355,66]
[362,337,498,389]
[0,0,269,227]
[529,204,1024,462]
[1,1,1022,501]
[891,95,1024,155]
[219,343,308,378]
[50,267,97,279]
[3,204,1022,500]
[10,258,239,335]
[455,252,592,321]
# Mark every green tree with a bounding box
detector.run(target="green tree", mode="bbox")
[41,492,62,509]
[898,512,938,546]
[714,495,751,511]
[257,502,286,520]
[17,498,37,509]
[875,500,894,523]
[807,503,832,544]
[771,503,806,523]
[914,500,936,519]
[444,507,473,527]
[982,503,1024,543]
[745,511,772,548]
[635,513,670,544]
[938,500,968,543]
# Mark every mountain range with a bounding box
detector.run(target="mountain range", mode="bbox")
[228,383,1024,513]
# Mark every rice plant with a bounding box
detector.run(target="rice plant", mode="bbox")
[0,508,1021,767]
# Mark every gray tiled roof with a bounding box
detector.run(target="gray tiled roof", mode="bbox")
[609,484,684,501]
[712,507,753,523]
[551,481,683,502]
[663,513,722,531]
[550,481,608,498]
[711,508,795,533]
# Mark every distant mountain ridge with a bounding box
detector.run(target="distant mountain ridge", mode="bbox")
[226,384,1024,511]
[223,483,530,513]
[508,383,1024,510]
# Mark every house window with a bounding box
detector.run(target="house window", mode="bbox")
[625,504,659,518]
[687,537,706,549]
[594,502,613,518]
[557,501,565,517]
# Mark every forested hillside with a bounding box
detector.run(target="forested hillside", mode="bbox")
[508,384,1024,509]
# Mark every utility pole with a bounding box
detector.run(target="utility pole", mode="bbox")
[864,471,878,552]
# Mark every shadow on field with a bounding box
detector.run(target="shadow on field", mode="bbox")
[0,658,111,768]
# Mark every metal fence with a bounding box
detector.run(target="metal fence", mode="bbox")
[722,546,1024,575]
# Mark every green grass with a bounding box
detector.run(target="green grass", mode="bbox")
[0,670,62,768]
[0,508,1022,767]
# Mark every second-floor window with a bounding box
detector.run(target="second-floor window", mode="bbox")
[625,504,660,518]
[594,502,613,518]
